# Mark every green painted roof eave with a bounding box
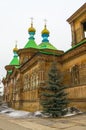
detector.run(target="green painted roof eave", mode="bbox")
[65,39,86,54]
[7,70,13,75]
[15,65,20,68]
[39,50,61,56]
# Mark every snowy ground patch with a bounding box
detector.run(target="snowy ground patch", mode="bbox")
[0,103,83,118]
[0,108,14,114]
[7,110,31,118]
[63,107,82,117]
[34,111,44,117]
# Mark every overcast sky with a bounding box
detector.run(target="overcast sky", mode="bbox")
[0,0,85,79]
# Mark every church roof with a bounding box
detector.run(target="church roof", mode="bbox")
[39,50,62,56]
[9,45,19,66]
[9,56,19,66]
[7,70,12,74]
[24,20,38,49]
[39,23,57,50]
[38,42,57,50]
[24,39,38,49]
[65,39,86,53]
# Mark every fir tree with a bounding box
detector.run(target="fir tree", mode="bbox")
[40,62,69,117]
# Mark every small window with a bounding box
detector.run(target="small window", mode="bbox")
[83,22,86,38]
[71,65,80,85]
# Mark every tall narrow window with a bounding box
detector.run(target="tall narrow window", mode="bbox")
[83,22,86,38]
[24,74,28,91]
[71,65,80,85]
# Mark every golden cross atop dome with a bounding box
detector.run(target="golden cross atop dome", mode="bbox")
[13,40,18,52]
[28,17,36,32]
[41,19,49,34]
[44,19,47,28]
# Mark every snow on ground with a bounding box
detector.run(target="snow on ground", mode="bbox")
[0,103,82,118]
[63,107,82,117]
[63,112,82,117]
[0,108,33,118]
[7,110,45,118]
[8,110,31,118]
[34,111,43,117]
[0,108,14,114]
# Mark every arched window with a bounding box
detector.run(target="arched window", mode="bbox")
[71,65,80,85]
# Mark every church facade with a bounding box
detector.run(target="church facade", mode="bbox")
[2,3,86,112]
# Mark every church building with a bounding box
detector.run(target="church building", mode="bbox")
[2,3,86,112]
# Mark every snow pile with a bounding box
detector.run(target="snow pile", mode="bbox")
[0,102,8,111]
[64,107,82,117]
[0,103,15,114]
[8,110,31,118]
[0,103,83,118]
[0,108,14,114]
[0,103,31,118]
[7,110,45,118]
[34,111,44,117]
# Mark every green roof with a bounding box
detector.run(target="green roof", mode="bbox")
[39,50,61,56]
[65,39,86,53]
[7,64,20,76]
[8,70,12,74]
[15,65,20,68]
[9,56,19,66]
[24,39,38,49]
[38,42,57,50]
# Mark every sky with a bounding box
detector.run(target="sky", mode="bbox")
[0,0,85,79]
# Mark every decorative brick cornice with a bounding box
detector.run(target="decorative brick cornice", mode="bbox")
[18,48,38,56]
[69,98,86,102]
[20,52,62,73]
[67,3,86,23]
